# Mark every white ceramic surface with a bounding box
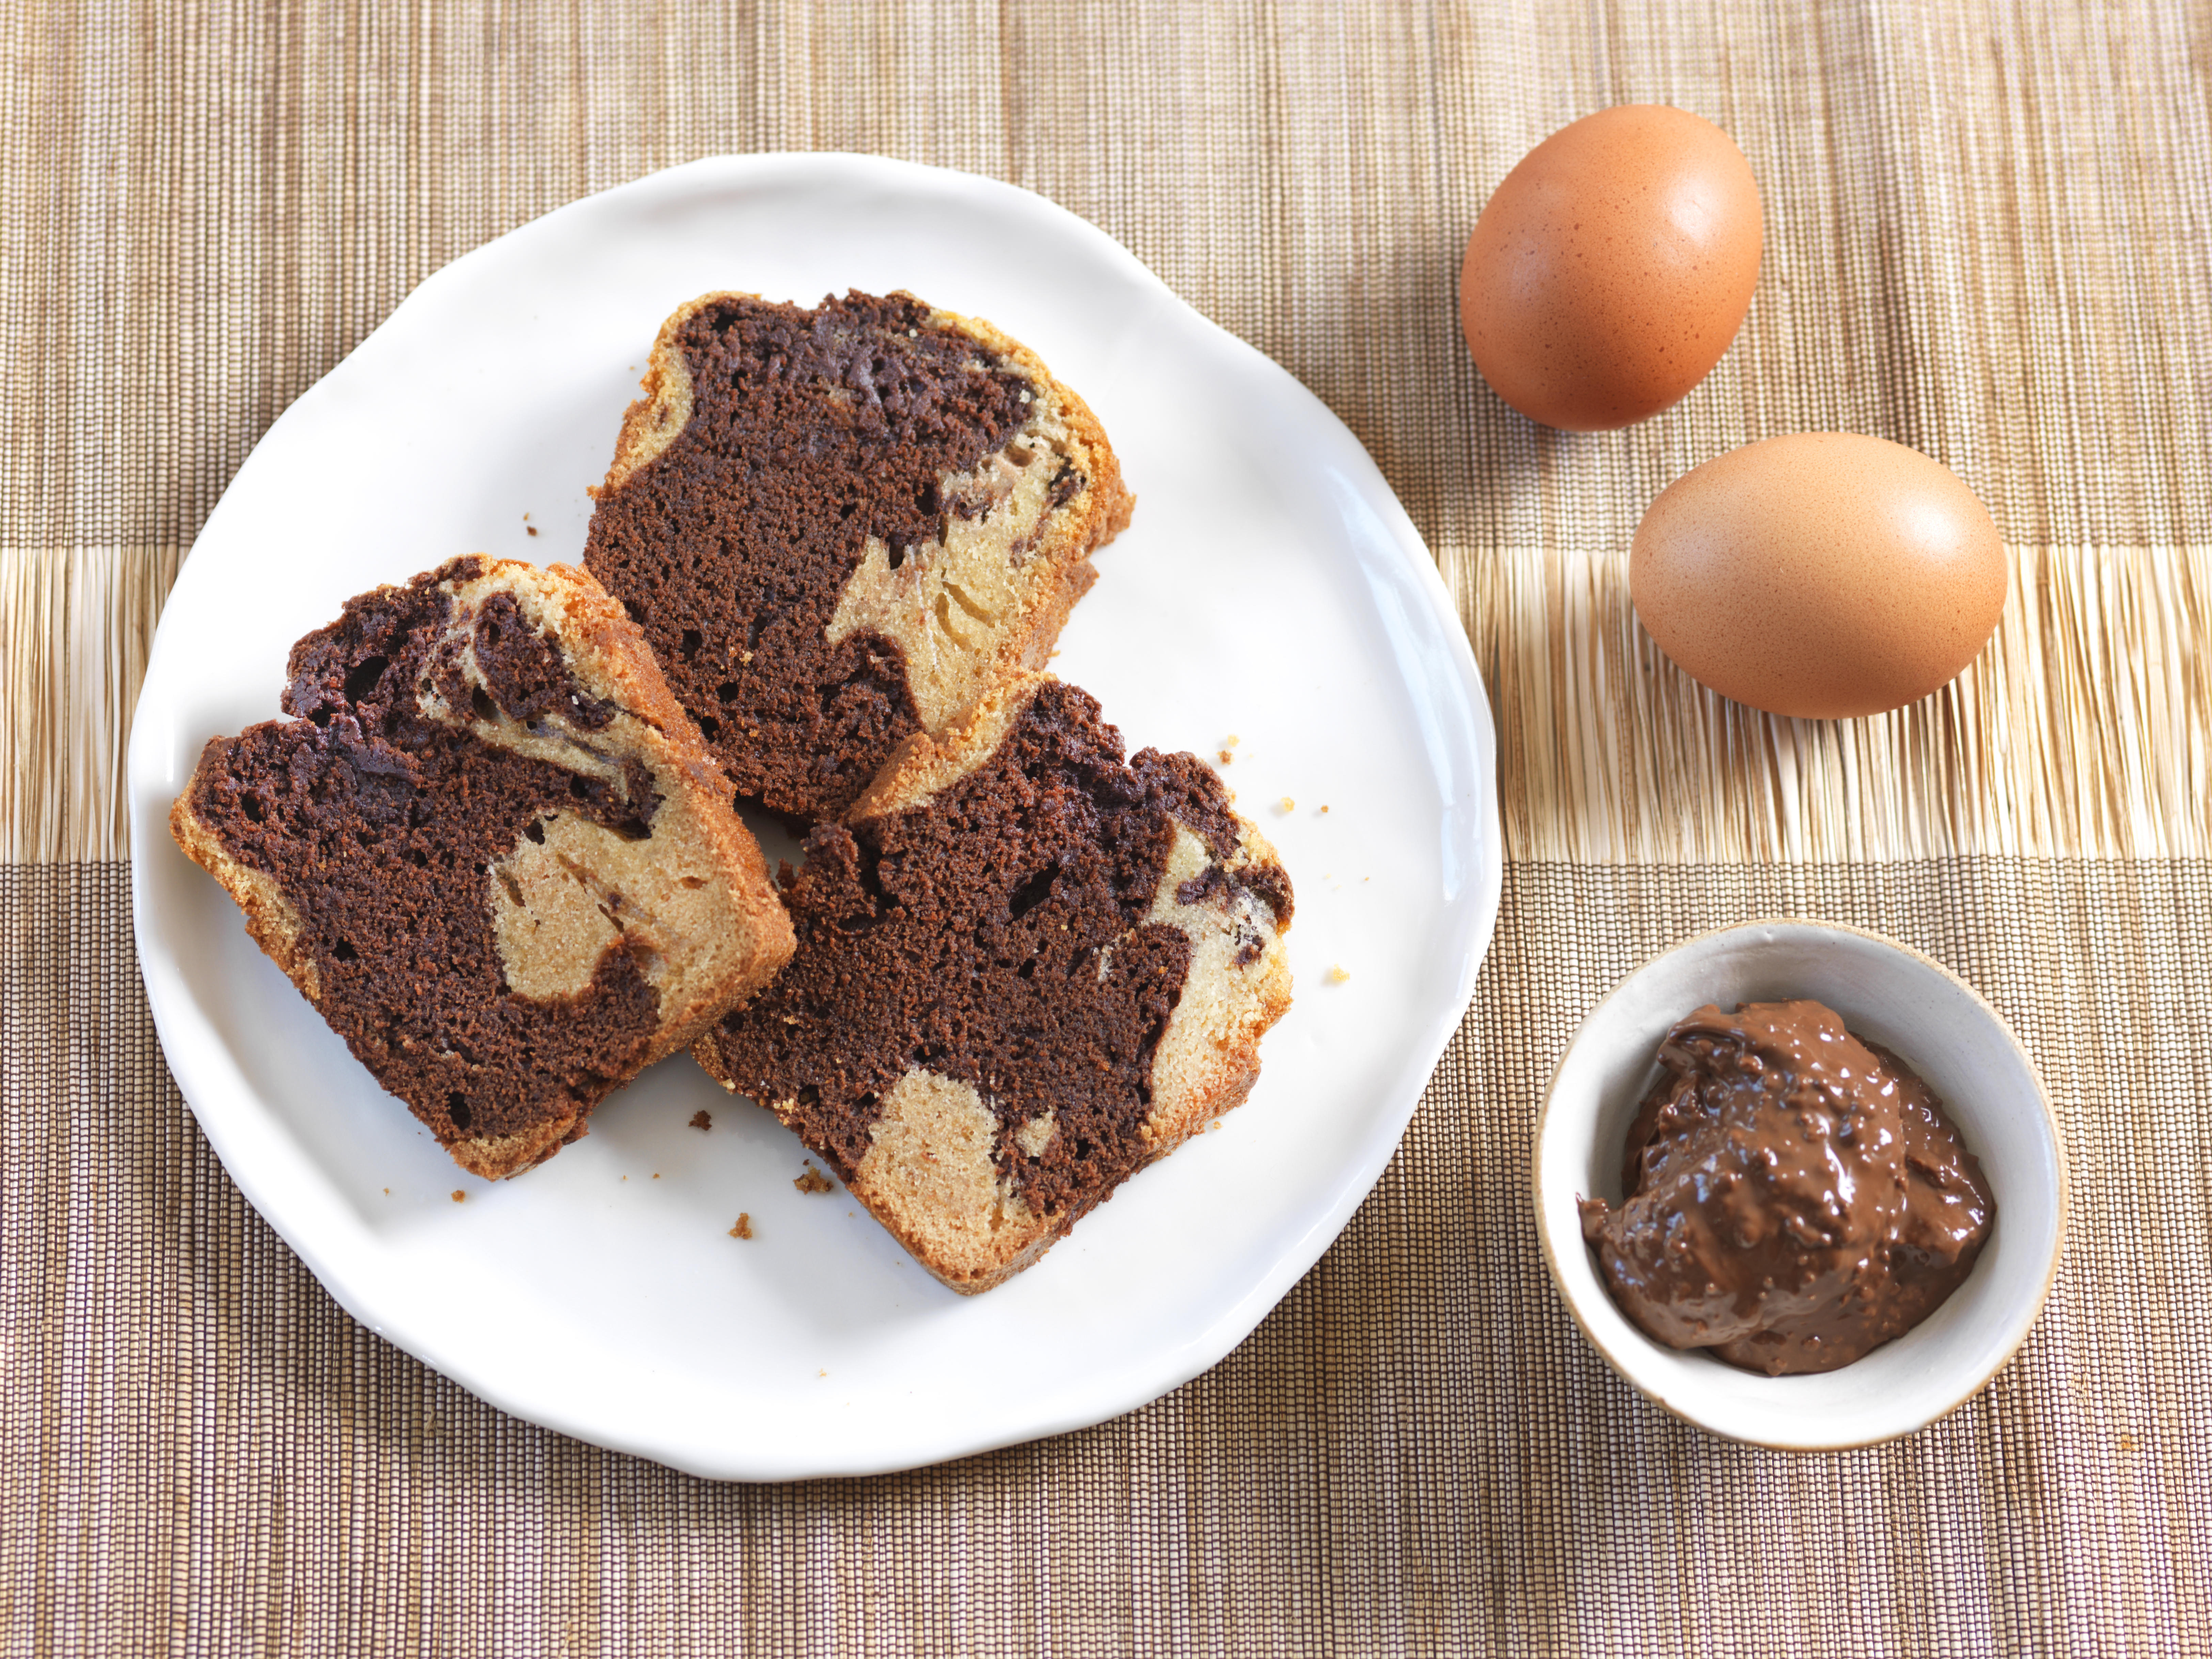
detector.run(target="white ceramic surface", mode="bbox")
[127,155,1503,1480]
[1534,920,2066,1451]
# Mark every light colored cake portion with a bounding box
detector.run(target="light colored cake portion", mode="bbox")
[850,1069,1066,1291]
[819,307,1131,733]
[411,559,793,1050]
[1132,817,1295,1154]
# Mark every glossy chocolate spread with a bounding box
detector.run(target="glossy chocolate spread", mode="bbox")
[1577,999,1994,1376]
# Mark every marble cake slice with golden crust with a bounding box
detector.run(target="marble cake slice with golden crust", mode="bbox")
[694,673,1293,1294]
[171,555,795,1180]
[582,288,1133,824]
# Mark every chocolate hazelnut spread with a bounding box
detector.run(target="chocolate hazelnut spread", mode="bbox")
[1577,999,1993,1376]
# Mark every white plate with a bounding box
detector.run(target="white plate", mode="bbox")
[127,154,1501,1480]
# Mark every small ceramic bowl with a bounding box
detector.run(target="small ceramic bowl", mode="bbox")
[1533,919,2067,1451]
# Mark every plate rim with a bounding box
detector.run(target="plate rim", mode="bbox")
[127,152,1504,1479]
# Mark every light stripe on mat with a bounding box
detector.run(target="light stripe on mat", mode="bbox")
[22,536,2210,864]
[1483,541,2212,863]
[0,545,179,864]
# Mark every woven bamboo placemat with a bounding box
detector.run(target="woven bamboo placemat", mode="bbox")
[4,2,2207,1652]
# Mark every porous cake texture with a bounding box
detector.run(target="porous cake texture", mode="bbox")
[582,289,1132,823]
[695,674,1293,1293]
[171,556,794,1179]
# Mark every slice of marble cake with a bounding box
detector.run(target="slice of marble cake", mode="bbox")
[171,556,794,1179]
[694,674,1293,1293]
[582,288,1133,823]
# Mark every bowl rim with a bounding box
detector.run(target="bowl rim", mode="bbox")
[1531,916,2071,1452]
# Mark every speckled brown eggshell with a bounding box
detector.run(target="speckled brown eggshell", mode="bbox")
[1459,105,1762,432]
[1630,433,2008,720]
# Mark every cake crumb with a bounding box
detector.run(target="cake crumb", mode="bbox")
[1217,750,1233,764]
[526,525,537,537]
[1330,964,1352,982]
[1320,804,1330,815]
[795,1163,836,1195]
[690,1110,712,1131]
[1225,734,1240,747]
[1278,796,1295,812]
[451,1190,465,1203]
[383,1188,390,1196]
[729,1214,753,1239]
[652,1173,661,1180]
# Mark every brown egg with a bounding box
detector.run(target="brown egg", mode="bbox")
[1630,434,2007,719]
[1459,106,1762,431]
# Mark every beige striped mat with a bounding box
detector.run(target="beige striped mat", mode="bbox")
[2,1,2205,1651]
